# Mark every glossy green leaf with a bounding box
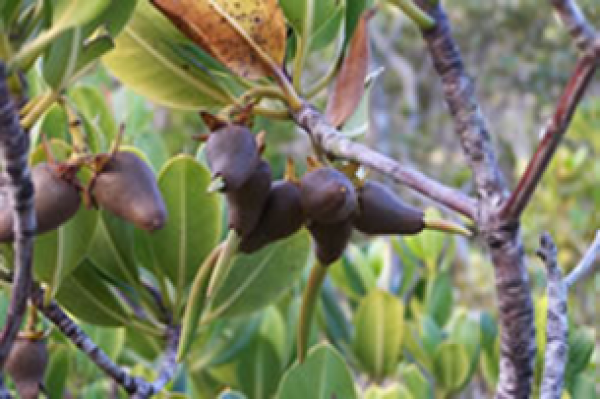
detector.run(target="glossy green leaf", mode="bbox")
[353,289,404,380]
[72,35,115,77]
[340,67,382,137]
[124,325,163,362]
[480,311,498,355]
[237,336,282,399]
[13,0,111,67]
[56,259,130,326]
[398,364,432,399]
[44,345,70,399]
[92,0,138,36]
[364,384,413,399]
[88,210,139,285]
[42,28,82,90]
[103,1,231,110]
[403,208,446,271]
[570,373,595,398]
[402,321,433,373]
[564,327,594,389]
[419,315,443,357]
[450,311,481,388]
[148,155,221,309]
[425,270,453,327]
[280,0,339,47]
[433,341,470,394]
[321,280,352,346]
[259,306,288,366]
[276,344,357,399]
[207,230,310,319]
[82,322,126,361]
[309,4,344,51]
[37,104,69,144]
[33,203,98,299]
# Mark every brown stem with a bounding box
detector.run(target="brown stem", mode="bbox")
[293,105,476,219]
[549,0,596,51]
[415,3,536,398]
[536,233,568,399]
[501,51,599,220]
[0,62,36,396]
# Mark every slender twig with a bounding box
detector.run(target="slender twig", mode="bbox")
[0,63,36,396]
[536,233,568,399]
[414,3,536,398]
[292,104,476,219]
[501,49,600,220]
[565,230,600,288]
[131,325,180,399]
[549,0,596,51]
[27,284,148,395]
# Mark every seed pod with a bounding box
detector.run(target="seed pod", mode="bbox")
[92,151,167,232]
[308,219,353,265]
[239,180,304,253]
[227,160,272,237]
[354,181,424,235]
[300,167,357,224]
[0,163,81,242]
[205,124,260,191]
[5,336,48,399]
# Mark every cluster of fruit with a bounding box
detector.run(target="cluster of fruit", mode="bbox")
[205,121,428,266]
[0,149,167,243]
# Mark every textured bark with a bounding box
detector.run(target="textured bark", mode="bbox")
[292,105,476,219]
[0,63,36,397]
[131,325,180,399]
[536,234,568,399]
[414,4,536,398]
[29,287,144,395]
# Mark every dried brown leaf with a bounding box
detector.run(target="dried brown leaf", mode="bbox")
[325,9,376,128]
[152,0,286,80]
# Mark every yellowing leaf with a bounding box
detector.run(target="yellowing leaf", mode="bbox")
[325,9,375,128]
[152,0,286,79]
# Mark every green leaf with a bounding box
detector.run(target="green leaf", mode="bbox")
[92,0,138,36]
[321,280,352,346]
[280,0,339,46]
[44,345,70,399]
[353,289,405,380]
[309,4,344,51]
[103,1,231,110]
[398,364,433,399]
[237,337,282,399]
[147,155,221,311]
[33,203,98,299]
[218,391,247,399]
[276,344,357,399]
[449,311,481,389]
[425,270,453,327]
[88,210,140,285]
[36,104,70,144]
[12,0,111,68]
[479,311,498,355]
[42,28,82,90]
[81,322,126,361]
[419,315,443,357]
[402,322,433,373]
[68,85,118,152]
[345,0,370,47]
[364,384,414,399]
[72,35,115,77]
[433,341,470,394]
[570,373,595,399]
[340,67,382,138]
[207,230,311,319]
[259,306,288,366]
[56,259,130,326]
[564,327,594,389]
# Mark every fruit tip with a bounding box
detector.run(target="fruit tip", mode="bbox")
[424,218,472,237]
[207,176,226,193]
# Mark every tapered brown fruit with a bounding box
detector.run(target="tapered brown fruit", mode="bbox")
[309,219,353,265]
[5,336,48,399]
[92,152,167,232]
[300,168,357,224]
[227,160,272,237]
[0,163,81,242]
[239,180,304,253]
[205,124,260,191]
[354,181,424,235]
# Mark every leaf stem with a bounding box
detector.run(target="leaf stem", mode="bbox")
[292,0,314,92]
[20,90,60,129]
[297,260,328,363]
[206,229,240,301]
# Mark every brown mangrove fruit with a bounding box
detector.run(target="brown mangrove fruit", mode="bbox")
[239,180,304,253]
[354,180,425,235]
[308,219,353,265]
[5,335,48,399]
[91,151,167,232]
[0,163,80,242]
[300,167,357,224]
[226,160,272,237]
[205,124,260,192]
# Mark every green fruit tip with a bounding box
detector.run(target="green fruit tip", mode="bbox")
[207,175,226,193]
[424,217,472,237]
